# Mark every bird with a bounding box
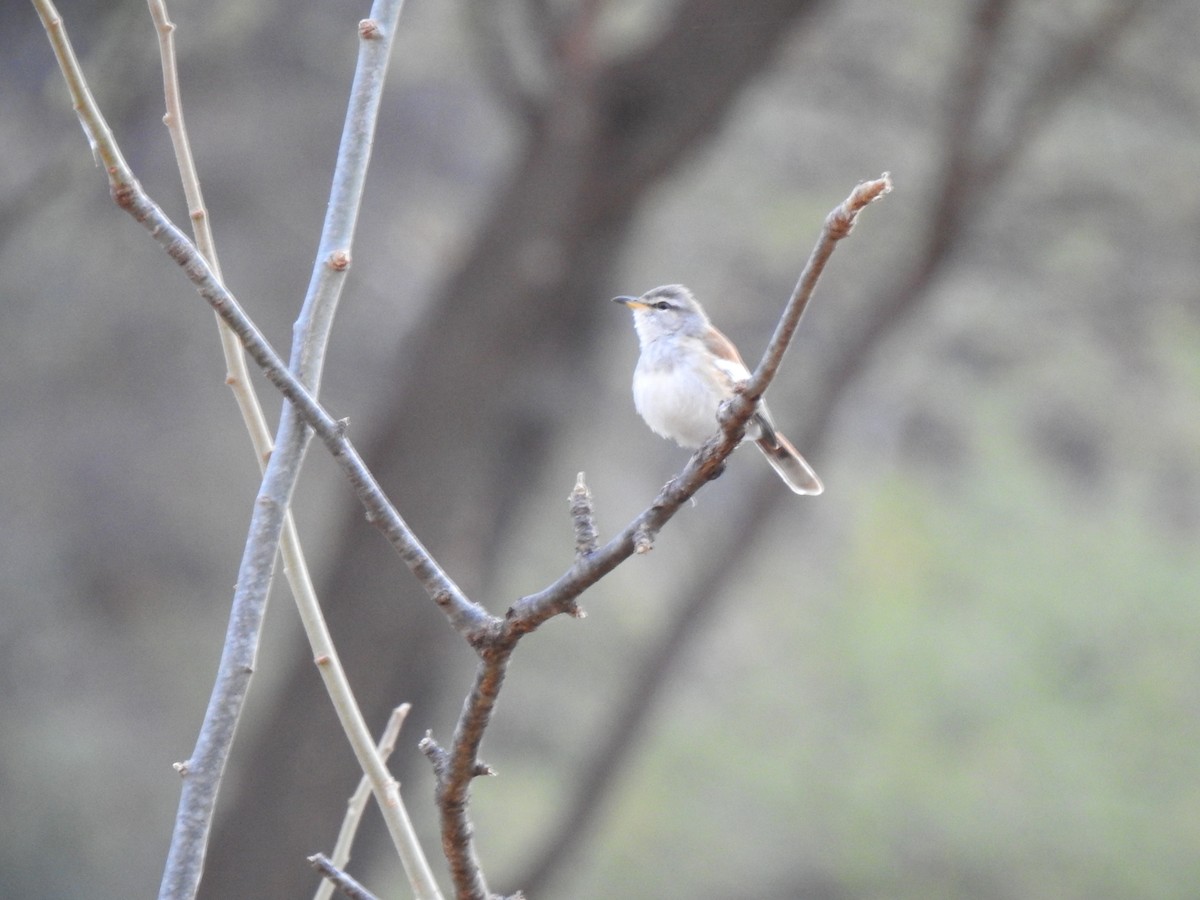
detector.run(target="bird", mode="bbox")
[613,284,823,495]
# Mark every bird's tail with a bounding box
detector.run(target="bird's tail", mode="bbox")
[755,433,823,495]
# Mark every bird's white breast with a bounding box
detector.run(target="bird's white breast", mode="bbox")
[632,337,731,448]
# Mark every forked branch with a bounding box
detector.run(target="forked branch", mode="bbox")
[34,0,891,895]
[425,174,892,900]
[32,0,450,897]
[32,0,484,640]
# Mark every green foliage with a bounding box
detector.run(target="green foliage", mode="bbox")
[570,432,1200,899]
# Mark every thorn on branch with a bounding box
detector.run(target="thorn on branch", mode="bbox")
[569,471,599,558]
[172,760,190,777]
[336,416,351,437]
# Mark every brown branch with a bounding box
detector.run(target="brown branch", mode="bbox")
[514,0,1157,891]
[739,175,894,408]
[424,176,890,900]
[515,484,768,895]
[206,5,839,887]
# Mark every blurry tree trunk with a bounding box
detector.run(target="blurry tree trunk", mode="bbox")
[198,2,827,897]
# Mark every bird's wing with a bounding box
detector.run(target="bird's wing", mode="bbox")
[703,325,783,441]
[702,325,752,386]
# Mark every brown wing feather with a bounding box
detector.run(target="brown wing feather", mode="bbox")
[702,325,749,369]
[701,325,822,495]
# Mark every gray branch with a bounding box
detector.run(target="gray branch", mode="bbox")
[309,854,381,900]
[424,175,891,900]
[157,2,413,897]
[37,0,891,894]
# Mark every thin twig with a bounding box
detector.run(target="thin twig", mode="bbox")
[145,2,442,896]
[516,486,765,894]
[145,0,271,460]
[315,705,411,900]
[309,855,382,900]
[151,0,426,895]
[32,0,486,641]
[425,176,892,900]
[28,0,441,896]
[741,175,894,406]
[512,174,892,627]
[37,1,890,893]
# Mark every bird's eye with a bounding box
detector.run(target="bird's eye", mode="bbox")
[654,301,671,311]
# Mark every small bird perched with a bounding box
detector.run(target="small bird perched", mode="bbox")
[613,284,822,495]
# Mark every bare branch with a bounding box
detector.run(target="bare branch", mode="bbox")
[146,3,444,894]
[146,0,432,894]
[32,0,486,642]
[29,0,446,895]
[569,472,599,561]
[511,174,892,630]
[517,2,1159,889]
[146,0,273,465]
[315,705,412,900]
[425,176,891,899]
[309,855,381,900]
[740,174,893,407]
[48,2,500,887]
[38,1,895,895]
[515,480,768,894]
[213,4,842,883]
[185,160,483,636]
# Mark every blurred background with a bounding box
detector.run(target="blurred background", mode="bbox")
[3,0,1199,897]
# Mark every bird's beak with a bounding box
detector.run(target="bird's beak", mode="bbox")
[612,295,648,310]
